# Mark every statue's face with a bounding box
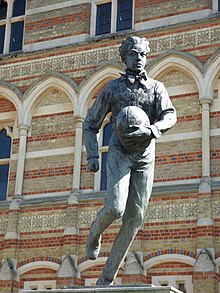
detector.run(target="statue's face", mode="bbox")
[124,44,147,74]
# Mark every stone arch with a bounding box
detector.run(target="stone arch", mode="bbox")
[78,257,108,273]
[78,256,126,272]
[144,254,196,270]
[147,51,203,98]
[203,50,220,98]
[22,72,78,126]
[17,261,60,276]
[0,80,22,124]
[78,65,123,117]
[214,256,220,273]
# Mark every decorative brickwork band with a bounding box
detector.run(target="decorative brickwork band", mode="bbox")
[144,249,196,262]
[17,256,62,268]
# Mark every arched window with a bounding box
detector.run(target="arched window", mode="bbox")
[100,118,112,190]
[0,0,26,54]
[0,128,12,200]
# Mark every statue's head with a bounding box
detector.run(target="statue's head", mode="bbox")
[119,36,150,73]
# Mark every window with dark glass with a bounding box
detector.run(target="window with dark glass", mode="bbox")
[0,0,25,54]
[0,0,7,20]
[95,0,133,36]
[218,0,220,11]
[117,0,132,31]
[0,25,5,54]
[160,283,168,286]
[100,120,112,190]
[0,129,11,159]
[0,164,9,201]
[101,152,108,191]
[0,129,12,201]
[96,2,112,35]
[102,120,113,146]
[178,284,186,293]
[12,0,26,17]
[9,21,24,52]
[0,0,7,54]
[9,1,25,53]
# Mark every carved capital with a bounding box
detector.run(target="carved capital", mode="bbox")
[199,176,212,194]
[18,124,30,136]
[74,116,84,129]
[200,98,212,108]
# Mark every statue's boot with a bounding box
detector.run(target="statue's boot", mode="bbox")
[96,276,113,285]
[86,233,102,260]
[96,214,141,285]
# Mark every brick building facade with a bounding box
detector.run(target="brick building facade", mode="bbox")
[0,0,220,292]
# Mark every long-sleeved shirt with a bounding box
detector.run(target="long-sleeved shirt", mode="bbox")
[83,72,177,160]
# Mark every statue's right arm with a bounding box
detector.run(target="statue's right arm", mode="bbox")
[87,157,99,172]
[83,87,111,172]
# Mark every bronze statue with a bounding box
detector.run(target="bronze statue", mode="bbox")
[83,36,177,285]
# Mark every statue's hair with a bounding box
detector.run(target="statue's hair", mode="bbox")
[119,36,150,62]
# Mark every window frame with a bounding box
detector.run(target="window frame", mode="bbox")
[91,0,133,37]
[85,277,121,286]
[152,275,193,293]
[212,0,220,12]
[0,0,26,55]
[23,280,56,291]
[0,127,12,201]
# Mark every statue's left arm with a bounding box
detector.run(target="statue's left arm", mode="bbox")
[150,81,177,139]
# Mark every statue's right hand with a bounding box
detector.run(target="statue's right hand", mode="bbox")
[87,158,99,172]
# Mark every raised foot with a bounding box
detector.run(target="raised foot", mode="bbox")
[86,233,101,260]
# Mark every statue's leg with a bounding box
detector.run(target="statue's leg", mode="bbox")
[96,155,155,285]
[87,148,131,260]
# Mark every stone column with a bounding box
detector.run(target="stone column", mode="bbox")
[59,116,83,287]
[14,124,29,199]
[199,99,212,193]
[197,98,213,249]
[58,193,80,287]
[194,99,216,293]
[62,193,79,256]
[3,199,20,259]
[72,117,84,192]
[0,200,20,290]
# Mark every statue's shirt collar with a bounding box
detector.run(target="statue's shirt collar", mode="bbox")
[121,69,151,91]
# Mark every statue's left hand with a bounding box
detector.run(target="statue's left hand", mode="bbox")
[122,126,153,150]
[124,125,153,140]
